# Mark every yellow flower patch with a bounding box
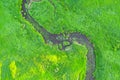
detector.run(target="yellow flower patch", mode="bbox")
[9,61,17,79]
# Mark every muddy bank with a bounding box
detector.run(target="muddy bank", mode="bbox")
[21,0,95,80]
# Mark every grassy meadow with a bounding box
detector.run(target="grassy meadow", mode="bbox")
[0,0,120,80]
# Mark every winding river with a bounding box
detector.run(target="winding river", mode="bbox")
[21,0,95,80]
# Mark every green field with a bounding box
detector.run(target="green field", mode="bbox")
[0,0,120,80]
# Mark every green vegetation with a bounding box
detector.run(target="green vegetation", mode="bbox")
[0,0,120,80]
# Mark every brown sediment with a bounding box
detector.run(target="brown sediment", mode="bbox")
[21,0,95,80]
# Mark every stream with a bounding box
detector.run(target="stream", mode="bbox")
[21,0,95,80]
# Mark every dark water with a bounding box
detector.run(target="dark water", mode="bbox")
[21,0,95,80]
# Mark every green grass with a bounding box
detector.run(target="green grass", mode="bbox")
[0,0,120,80]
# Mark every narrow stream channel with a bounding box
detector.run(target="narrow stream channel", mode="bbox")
[21,0,95,79]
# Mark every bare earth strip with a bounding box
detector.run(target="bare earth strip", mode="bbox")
[21,0,95,80]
